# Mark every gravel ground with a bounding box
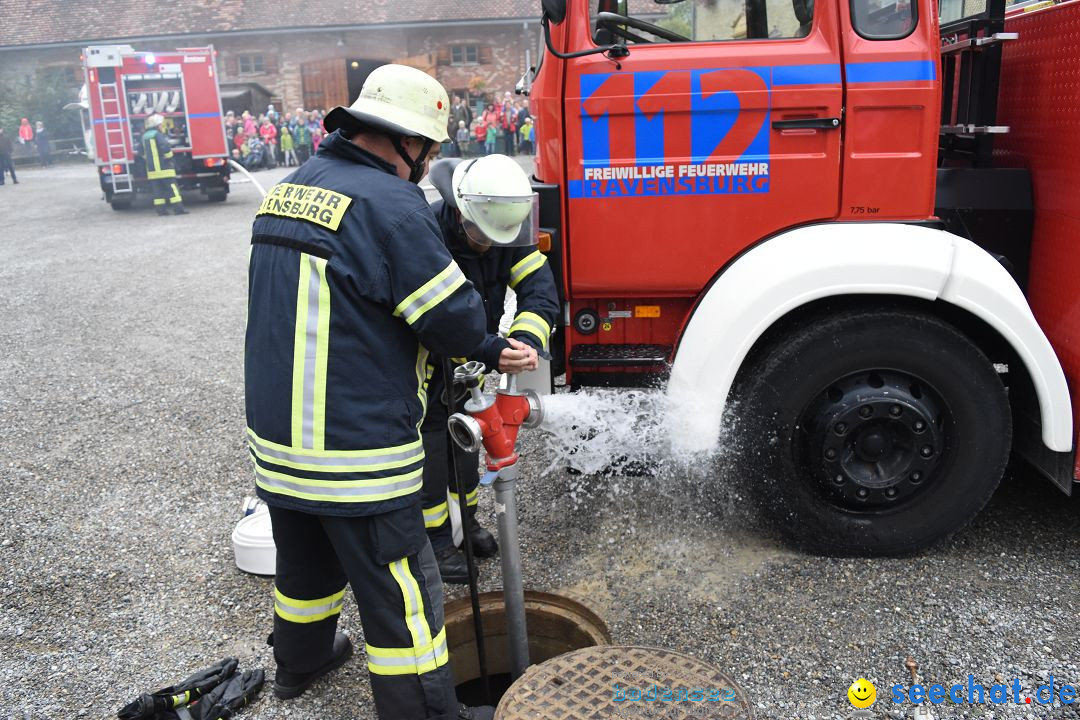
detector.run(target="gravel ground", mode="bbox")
[1,161,1078,720]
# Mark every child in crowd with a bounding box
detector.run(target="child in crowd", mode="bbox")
[259,117,278,168]
[279,122,297,166]
[518,117,535,155]
[456,120,470,157]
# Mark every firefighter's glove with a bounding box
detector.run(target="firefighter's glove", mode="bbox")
[117,658,239,719]
[185,668,265,720]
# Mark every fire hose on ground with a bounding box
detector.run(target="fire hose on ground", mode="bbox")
[228,158,268,198]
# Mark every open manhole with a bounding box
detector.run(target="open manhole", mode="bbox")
[495,645,754,719]
[444,591,611,706]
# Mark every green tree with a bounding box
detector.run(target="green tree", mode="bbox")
[657,1,694,36]
[0,66,83,146]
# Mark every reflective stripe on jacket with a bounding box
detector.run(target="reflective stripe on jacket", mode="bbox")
[245,130,488,516]
[142,129,176,180]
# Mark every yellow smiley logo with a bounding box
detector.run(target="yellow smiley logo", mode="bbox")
[847,678,876,709]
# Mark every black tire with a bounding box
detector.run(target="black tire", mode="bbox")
[731,307,1011,556]
[110,197,132,211]
[207,191,227,202]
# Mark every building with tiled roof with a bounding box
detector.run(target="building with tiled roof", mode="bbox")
[1,0,543,118]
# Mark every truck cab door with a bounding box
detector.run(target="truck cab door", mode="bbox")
[563,0,844,296]
[838,0,939,219]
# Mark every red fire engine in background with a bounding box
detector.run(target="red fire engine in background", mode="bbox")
[81,45,230,210]
[526,0,1080,554]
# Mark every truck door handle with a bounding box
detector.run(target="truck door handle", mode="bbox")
[771,117,842,130]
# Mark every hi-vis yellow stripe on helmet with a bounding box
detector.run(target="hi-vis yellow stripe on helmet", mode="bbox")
[394,261,466,326]
[508,250,547,289]
[508,311,551,351]
[258,183,353,231]
[274,586,346,623]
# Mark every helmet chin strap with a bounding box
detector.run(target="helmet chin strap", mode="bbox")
[393,137,435,184]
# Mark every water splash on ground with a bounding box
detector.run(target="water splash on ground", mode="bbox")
[530,385,762,540]
[536,386,742,478]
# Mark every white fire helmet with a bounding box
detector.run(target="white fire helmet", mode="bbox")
[144,114,165,129]
[452,154,538,247]
[324,64,451,143]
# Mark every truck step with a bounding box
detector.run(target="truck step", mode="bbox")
[569,344,671,368]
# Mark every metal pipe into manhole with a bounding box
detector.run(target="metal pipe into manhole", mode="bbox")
[444,591,611,706]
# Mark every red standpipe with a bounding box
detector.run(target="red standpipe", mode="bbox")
[468,391,533,470]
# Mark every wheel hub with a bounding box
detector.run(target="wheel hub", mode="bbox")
[804,371,947,510]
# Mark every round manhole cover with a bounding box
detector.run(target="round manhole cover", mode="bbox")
[496,645,754,719]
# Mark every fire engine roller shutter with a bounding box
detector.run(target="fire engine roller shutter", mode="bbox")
[182,51,228,158]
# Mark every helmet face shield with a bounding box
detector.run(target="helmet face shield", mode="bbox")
[459,192,539,247]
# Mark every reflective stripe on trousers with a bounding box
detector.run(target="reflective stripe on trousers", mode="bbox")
[274,586,346,623]
[366,626,448,676]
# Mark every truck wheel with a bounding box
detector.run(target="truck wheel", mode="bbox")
[110,197,132,211]
[731,307,1011,556]
[207,191,227,202]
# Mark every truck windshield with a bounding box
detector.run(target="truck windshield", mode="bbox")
[592,0,814,43]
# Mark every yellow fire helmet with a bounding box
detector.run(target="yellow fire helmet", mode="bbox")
[324,64,450,143]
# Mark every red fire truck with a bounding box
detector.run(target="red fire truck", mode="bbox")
[82,45,230,210]
[527,0,1079,554]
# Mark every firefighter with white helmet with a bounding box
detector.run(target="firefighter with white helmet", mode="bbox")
[246,64,495,720]
[421,154,559,583]
[141,113,187,215]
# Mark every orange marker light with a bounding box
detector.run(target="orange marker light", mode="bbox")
[537,231,553,253]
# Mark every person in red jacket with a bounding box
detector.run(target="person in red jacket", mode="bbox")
[17,118,33,145]
[499,92,517,155]
[259,117,278,168]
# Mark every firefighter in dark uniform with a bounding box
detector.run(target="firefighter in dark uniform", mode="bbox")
[244,64,495,720]
[141,114,187,215]
[421,154,560,583]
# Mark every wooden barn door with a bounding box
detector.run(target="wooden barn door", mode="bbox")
[300,59,348,111]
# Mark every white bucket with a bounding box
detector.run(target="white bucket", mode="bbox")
[232,502,276,576]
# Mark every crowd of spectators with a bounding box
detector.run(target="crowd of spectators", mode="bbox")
[223,106,325,171]
[446,91,535,158]
[226,91,534,172]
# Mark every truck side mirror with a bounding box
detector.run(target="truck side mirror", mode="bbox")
[542,0,567,24]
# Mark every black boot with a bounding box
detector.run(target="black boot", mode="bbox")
[173,204,190,215]
[435,544,474,585]
[466,509,498,559]
[273,632,353,700]
[156,207,169,216]
[459,704,496,720]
